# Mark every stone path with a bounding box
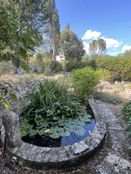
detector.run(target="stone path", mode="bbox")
[91,99,131,174]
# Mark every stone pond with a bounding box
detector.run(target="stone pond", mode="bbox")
[0,98,107,170]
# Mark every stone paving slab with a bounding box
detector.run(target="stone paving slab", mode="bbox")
[97,153,131,174]
[89,99,131,174]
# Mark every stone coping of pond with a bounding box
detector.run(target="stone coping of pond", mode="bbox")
[0,98,107,169]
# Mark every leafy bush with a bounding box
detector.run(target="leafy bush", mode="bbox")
[50,60,63,74]
[71,67,99,99]
[123,101,131,126]
[65,60,84,72]
[20,80,91,139]
[95,56,131,81]
[122,101,131,154]
[96,69,112,81]
[94,92,123,104]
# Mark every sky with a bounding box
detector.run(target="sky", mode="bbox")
[55,0,131,55]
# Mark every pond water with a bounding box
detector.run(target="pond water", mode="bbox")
[22,119,96,147]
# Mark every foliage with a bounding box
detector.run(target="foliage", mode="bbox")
[65,60,84,72]
[123,101,131,127]
[0,1,34,67]
[0,82,19,110]
[45,0,60,59]
[18,0,48,44]
[122,101,131,154]
[96,69,112,81]
[71,67,99,99]
[29,52,53,75]
[81,55,89,67]
[0,0,20,63]
[30,53,45,73]
[30,53,63,75]
[50,60,63,73]
[119,50,131,59]
[89,39,106,55]
[93,56,131,81]
[60,26,85,61]
[94,92,124,104]
[20,80,91,139]
[0,0,52,68]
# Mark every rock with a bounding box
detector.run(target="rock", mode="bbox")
[73,143,89,155]
[2,111,22,147]
[105,153,120,164]
[97,153,131,174]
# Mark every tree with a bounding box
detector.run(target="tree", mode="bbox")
[89,38,106,55]
[0,0,49,68]
[60,26,85,61]
[18,0,49,45]
[45,0,60,60]
[119,49,131,59]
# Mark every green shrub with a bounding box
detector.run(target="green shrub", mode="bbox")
[65,60,84,72]
[95,56,131,81]
[123,101,131,126]
[50,60,63,74]
[20,80,91,139]
[96,69,112,81]
[122,101,131,154]
[94,92,123,104]
[71,67,99,99]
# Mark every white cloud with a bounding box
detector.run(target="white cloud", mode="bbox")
[122,45,131,52]
[82,29,101,40]
[82,29,122,54]
[102,37,122,48]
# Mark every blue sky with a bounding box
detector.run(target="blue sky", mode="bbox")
[55,0,131,55]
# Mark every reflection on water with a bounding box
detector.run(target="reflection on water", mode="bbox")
[61,119,95,146]
[22,119,96,147]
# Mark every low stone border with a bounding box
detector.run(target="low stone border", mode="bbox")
[0,98,107,169]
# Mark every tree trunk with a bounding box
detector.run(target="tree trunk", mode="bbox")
[52,42,56,61]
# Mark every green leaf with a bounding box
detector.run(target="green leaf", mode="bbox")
[21,129,28,137]
[9,92,17,102]
[52,116,58,121]
[20,62,29,72]
[74,127,85,136]
[50,133,59,139]
[20,47,27,59]
[0,96,2,103]
[30,129,37,136]
[4,101,10,110]
[18,42,27,59]
[60,130,70,137]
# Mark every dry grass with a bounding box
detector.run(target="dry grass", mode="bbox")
[97,81,131,101]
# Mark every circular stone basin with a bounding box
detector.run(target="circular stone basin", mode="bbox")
[22,119,96,147]
[0,99,107,170]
